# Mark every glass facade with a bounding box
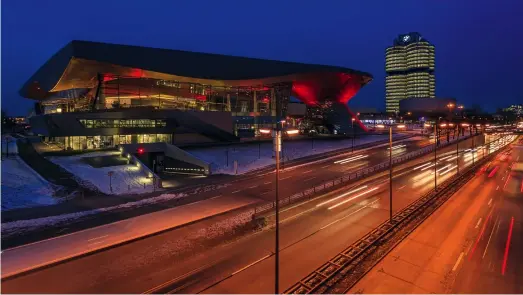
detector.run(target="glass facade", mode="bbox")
[98,79,281,117]
[385,33,435,113]
[78,119,167,128]
[58,134,172,150]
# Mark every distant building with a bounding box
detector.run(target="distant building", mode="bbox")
[399,97,456,115]
[385,32,435,113]
[502,104,523,115]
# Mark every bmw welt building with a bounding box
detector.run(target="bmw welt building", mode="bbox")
[22,40,372,150]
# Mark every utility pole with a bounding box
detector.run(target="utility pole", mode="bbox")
[456,138,459,175]
[434,124,437,191]
[352,118,356,153]
[274,128,281,295]
[472,136,475,166]
[389,126,393,222]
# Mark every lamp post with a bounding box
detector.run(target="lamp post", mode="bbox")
[274,127,281,295]
[389,126,393,222]
[270,126,299,295]
[434,124,438,191]
[352,117,356,153]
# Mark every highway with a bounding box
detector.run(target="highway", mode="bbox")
[2,134,513,293]
[349,136,522,294]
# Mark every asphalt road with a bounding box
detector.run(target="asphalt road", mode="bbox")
[2,134,511,294]
[349,136,522,294]
[167,132,477,207]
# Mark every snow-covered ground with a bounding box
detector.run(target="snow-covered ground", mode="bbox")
[48,151,156,195]
[187,135,403,175]
[1,156,58,211]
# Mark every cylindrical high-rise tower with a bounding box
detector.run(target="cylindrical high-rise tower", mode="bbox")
[385,32,435,114]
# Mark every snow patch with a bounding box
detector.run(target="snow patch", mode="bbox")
[48,151,156,195]
[1,156,58,211]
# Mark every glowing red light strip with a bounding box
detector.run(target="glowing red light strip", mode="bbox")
[487,166,499,178]
[501,217,514,275]
[521,179,523,193]
[469,207,494,260]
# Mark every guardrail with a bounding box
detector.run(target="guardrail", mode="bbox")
[284,134,515,294]
[253,134,477,216]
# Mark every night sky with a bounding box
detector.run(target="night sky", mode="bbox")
[2,0,522,116]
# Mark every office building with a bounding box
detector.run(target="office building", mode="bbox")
[385,32,435,113]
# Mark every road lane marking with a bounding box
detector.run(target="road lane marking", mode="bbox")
[483,216,499,258]
[502,217,515,275]
[496,185,500,191]
[260,191,272,195]
[263,181,272,185]
[88,241,105,246]
[87,235,109,242]
[469,206,495,260]
[488,198,493,207]
[231,254,272,276]
[475,218,482,229]
[302,170,313,174]
[398,185,406,190]
[503,174,512,190]
[452,252,465,271]
[304,177,316,182]
[321,165,331,169]
[280,176,292,180]
[232,190,241,194]
[248,185,258,189]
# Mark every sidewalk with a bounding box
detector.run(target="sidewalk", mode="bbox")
[1,194,259,279]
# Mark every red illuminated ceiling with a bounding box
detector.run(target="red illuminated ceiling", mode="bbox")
[292,72,368,131]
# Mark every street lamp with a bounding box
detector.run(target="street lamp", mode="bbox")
[434,124,438,191]
[389,126,393,222]
[271,124,298,295]
[352,117,356,153]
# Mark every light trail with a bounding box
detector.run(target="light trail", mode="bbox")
[328,187,380,210]
[334,154,368,164]
[421,163,437,171]
[413,161,433,170]
[316,186,368,207]
[440,165,457,176]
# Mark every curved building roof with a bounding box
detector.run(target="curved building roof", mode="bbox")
[20,40,372,100]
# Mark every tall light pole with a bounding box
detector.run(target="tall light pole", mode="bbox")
[434,124,438,191]
[352,117,356,153]
[389,126,393,222]
[274,127,281,295]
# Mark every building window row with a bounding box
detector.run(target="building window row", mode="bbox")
[79,119,167,128]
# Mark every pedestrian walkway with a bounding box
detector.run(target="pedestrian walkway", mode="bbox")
[1,194,259,279]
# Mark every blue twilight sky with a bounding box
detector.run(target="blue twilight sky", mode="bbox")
[2,0,523,116]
